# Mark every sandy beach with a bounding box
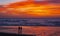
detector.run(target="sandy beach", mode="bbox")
[22,26,60,36]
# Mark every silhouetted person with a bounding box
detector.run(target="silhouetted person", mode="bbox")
[18,26,22,34]
[18,26,22,30]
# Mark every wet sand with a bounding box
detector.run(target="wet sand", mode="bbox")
[0,26,60,36]
[22,26,60,36]
[0,26,18,34]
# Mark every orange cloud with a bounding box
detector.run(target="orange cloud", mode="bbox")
[0,1,60,18]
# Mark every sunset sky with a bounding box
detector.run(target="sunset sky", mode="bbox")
[0,0,60,5]
[0,0,27,5]
[0,0,60,18]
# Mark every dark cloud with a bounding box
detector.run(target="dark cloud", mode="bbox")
[34,0,60,3]
[48,0,60,3]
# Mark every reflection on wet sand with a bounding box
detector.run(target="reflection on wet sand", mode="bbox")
[22,26,60,36]
[0,26,18,34]
[0,26,60,36]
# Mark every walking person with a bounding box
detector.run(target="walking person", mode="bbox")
[18,26,22,34]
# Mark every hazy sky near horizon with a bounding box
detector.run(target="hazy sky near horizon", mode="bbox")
[0,0,60,5]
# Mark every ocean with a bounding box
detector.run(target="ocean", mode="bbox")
[0,18,60,26]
